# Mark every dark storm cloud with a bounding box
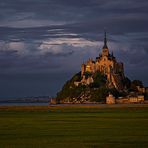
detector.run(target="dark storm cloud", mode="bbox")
[1,0,148,31]
[0,0,148,98]
[0,49,60,73]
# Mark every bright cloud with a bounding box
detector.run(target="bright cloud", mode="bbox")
[38,37,101,56]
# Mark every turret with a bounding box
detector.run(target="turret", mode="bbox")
[81,63,86,76]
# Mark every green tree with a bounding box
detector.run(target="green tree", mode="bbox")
[123,77,131,89]
[130,80,143,91]
[84,71,92,79]
[91,72,106,88]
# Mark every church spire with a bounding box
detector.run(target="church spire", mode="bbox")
[103,30,108,49]
[102,30,109,57]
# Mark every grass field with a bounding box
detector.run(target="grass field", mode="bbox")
[0,105,148,148]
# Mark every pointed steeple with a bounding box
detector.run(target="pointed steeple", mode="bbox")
[103,30,108,49]
[102,30,109,57]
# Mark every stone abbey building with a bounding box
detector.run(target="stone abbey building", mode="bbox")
[75,32,125,91]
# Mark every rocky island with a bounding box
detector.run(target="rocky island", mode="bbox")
[56,32,147,104]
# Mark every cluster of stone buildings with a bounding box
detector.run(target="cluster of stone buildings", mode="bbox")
[74,32,125,91]
[106,82,147,104]
[106,93,145,104]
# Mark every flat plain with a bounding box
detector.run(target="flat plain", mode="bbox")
[0,104,148,148]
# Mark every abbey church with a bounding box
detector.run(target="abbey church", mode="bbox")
[75,32,125,91]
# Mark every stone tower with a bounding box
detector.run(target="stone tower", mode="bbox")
[81,63,86,76]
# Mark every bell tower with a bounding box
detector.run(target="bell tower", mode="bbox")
[102,31,109,57]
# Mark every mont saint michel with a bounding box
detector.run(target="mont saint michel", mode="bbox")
[1,1,148,148]
[56,32,147,104]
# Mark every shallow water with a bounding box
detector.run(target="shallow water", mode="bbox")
[0,102,48,106]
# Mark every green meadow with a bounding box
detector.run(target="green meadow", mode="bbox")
[0,105,148,148]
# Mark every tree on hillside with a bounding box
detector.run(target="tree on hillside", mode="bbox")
[130,80,143,91]
[90,72,106,88]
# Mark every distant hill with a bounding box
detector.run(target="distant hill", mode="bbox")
[0,96,50,103]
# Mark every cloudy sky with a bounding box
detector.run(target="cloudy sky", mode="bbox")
[0,0,148,99]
